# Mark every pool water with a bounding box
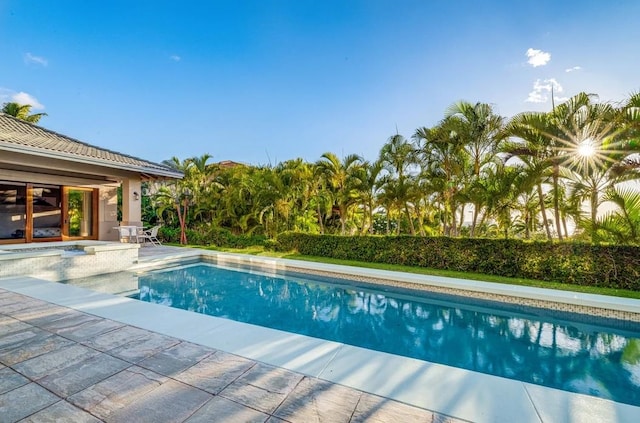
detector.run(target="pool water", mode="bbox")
[135,263,640,406]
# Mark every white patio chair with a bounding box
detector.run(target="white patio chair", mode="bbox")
[139,225,162,246]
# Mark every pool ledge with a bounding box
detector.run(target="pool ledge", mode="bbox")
[1,275,639,423]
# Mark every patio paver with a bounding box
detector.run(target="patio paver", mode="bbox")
[220,363,303,414]
[36,352,129,397]
[273,377,363,423]
[102,379,212,423]
[0,382,60,422]
[0,367,29,395]
[184,395,270,423]
[68,366,169,420]
[173,351,255,395]
[19,400,103,423]
[0,332,74,366]
[55,318,125,342]
[106,331,181,363]
[137,341,214,376]
[81,325,155,352]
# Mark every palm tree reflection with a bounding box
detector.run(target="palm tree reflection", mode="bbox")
[138,264,640,406]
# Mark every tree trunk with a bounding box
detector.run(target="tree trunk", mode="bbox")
[416,203,426,236]
[176,198,188,245]
[404,203,416,235]
[470,203,480,238]
[316,204,324,234]
[369,200,374,235]
[537,183,552,240]
[552,167,563,241]
[449,196,457,237]
[478,209,488,232]
[591,190,599,243]
[386,210,391,235]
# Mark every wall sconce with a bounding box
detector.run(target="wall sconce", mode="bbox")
[133,191,140,201]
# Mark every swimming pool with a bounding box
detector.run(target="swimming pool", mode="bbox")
[128,261,640,407]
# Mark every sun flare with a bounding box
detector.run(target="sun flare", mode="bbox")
[577,139,596,157]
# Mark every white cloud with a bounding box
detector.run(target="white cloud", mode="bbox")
[10,92,45,109]
[170,55,181,62]
[525,78,563,103]
[526,48,551,67]
[24,52,48,67]
[565,66,582,73]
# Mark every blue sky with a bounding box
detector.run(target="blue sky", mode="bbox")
[1,1,638,166]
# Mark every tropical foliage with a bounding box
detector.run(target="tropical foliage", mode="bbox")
[1,102,47,123]
[144,92,640,245]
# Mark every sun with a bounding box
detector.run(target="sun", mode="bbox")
[577,139,596,157]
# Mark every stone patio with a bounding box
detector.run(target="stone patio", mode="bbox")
[0,288,463,423]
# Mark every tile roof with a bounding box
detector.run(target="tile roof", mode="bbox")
[0,113,182,179]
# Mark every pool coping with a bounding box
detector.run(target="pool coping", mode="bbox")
[2,248,640,422]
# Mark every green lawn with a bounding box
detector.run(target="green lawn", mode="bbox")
[181,244,640,300]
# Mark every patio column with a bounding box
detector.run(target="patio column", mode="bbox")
[121,177,142,227]
[99,186,119,241]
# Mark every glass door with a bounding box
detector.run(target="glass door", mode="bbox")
[0,182,27,243]
[32,185,62,240]
[63,187,97,239]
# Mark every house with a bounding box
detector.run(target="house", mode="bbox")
[0,113,182,244]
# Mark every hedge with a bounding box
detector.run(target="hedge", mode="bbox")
[274,233,640,290]
[158,226,267,249]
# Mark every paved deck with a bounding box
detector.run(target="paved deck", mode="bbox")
[0,288,460,422]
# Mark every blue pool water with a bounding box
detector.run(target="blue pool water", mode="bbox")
[135,263,640,406]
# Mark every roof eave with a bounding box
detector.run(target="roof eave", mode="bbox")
[0,143,183,179]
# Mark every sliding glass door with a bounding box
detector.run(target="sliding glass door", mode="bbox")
[32,185,62,239]
[0,182,27,241]
[0,183,98,243]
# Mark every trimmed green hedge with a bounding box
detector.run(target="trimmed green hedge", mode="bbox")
[275,233,640,290]
[158,226,267,249]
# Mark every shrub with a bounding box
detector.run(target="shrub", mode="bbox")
[158,225,267,248]
[158,226,180,243]
[274,233,640,290]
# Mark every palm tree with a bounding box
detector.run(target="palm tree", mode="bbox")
[379,134,419,235]
[310,163,332,234]
[502,126,554,241]
[377,175,404,235]
[503,100,581,241]
[1,102,47,123]
[359,160,384,234]
[560,94,640,241]
[481,163,526,239]
[316,152,364,234]
[445,101,504,236]
[596,186,640,244]
[155,156,199,244]
[414,117,468,236]
[379,134,418,182]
